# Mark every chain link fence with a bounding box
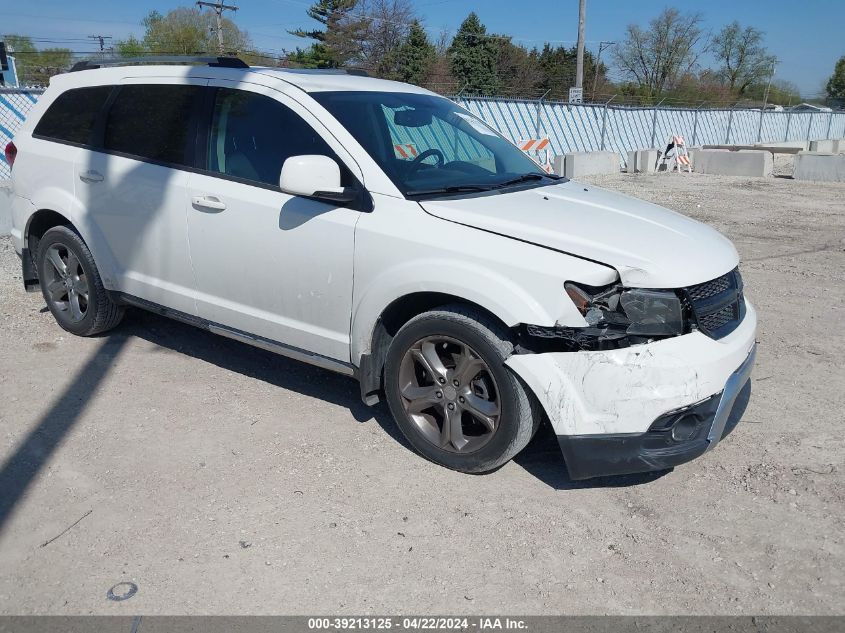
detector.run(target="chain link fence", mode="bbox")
[2,87,844,178]
[452,96,845,168]
[0,88,44,179]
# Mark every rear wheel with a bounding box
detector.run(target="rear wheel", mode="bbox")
[384,305,540,473]
[36,226,124,336]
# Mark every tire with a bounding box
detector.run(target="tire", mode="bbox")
[36,225,124,337]
[384,304,540,474]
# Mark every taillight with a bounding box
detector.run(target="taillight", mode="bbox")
[4,142,16,170]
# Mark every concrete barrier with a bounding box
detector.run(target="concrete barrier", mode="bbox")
[754,141,809,151]
[693,149,773,178]
[561,151,619,179]
[626,150,637,173]
[809,140,836,152]
[809,139,845,153]
[710,144,802,154]
[626,149,659,173]
[793,152,845,182]
[636,149,659,173]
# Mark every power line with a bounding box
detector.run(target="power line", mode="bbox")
[196,0,239,54]
[87,34,113,58]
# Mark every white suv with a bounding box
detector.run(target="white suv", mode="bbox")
[6,57,756,479]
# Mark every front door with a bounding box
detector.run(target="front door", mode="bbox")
[185,82,362,362]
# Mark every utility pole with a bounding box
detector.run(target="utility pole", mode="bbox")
[575,0,586,89]
[591,40,614,101]
[196,0,239,54]
[87,34,112,58]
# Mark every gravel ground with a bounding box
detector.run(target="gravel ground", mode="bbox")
[0,170,843,615]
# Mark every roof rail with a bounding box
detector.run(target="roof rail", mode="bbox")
[280,68,370,77]
[69,56,249,72]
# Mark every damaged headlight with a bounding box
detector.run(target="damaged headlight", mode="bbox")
[565,282,685,338]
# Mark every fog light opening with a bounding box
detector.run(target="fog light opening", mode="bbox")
[670,415,701,442]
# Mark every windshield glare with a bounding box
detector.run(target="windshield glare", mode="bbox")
[312,91,553,197]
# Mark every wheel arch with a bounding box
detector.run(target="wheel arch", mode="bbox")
[21,208,75,290]
[356,291,515,405]
[26,208,73,249]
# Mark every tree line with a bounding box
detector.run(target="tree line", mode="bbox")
[4,2,843,108]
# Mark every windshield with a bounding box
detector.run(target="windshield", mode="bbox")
[312,91,558,198]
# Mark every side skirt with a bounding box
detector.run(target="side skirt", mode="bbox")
[112,292,356,378]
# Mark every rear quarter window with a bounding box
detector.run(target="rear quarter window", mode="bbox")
[32,86,113,145]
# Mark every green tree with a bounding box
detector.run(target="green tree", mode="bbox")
[826,56,845,104]
[612,8,706,98]
[390,20,435,84]
[115,8,252,56]
[3,35,71,85]
[287,44,335,68]
[290,0,369,68]
[449,12,499,95]
[495,38,541,98]
[712,22,776,95]
[115,35,145,58]
[535,44,605,100]
[361,0,414,77]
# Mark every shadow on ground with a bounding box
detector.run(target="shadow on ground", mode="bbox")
[0,334,129,533]
[123,309,669,491]
[0,305,664,530]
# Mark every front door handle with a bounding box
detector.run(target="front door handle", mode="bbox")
[79,170,104,183]
[191,195,226,211]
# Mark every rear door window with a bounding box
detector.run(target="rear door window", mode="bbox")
[104,84,201,166]
[33,86,113,145]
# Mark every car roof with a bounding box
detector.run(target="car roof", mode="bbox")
[48,63,437,96]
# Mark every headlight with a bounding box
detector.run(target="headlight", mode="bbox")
[565,282,685,338]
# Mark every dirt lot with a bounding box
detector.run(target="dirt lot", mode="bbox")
[1,169,843,615]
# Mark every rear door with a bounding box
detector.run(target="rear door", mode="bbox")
[75,78,207,315]
[185,82,362,362]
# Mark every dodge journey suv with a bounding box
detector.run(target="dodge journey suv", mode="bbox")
[6,57,756,479]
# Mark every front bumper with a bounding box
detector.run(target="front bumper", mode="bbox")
[558,345,754,479]
[506,300,757,479]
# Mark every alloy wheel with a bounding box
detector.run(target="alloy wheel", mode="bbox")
[43,244,89,323]
[397,335,501,453]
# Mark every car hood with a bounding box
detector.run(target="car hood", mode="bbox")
[419,181,739,288]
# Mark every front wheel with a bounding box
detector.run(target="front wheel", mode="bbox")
[384,305,540,474]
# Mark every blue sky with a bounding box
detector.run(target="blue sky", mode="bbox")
[4,0,843,96]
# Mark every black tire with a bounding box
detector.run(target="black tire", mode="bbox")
[36,225,124,336]
[384,304,540,474]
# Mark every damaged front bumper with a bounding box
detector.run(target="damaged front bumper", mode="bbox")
[506,300,757,479]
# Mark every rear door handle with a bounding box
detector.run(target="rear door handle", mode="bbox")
[79,170,104,183]
[191,195,227,211]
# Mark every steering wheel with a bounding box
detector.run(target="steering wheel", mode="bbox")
[407,148,445,174]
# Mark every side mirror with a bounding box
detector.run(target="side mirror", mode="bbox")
[280,155,356,204]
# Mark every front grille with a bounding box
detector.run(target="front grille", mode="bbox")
[699,303,737,332]
[688,275,731,301]
[684,267,745,339]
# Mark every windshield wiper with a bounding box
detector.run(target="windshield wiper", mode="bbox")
[494,172,562,188]
[405,184,498,197]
